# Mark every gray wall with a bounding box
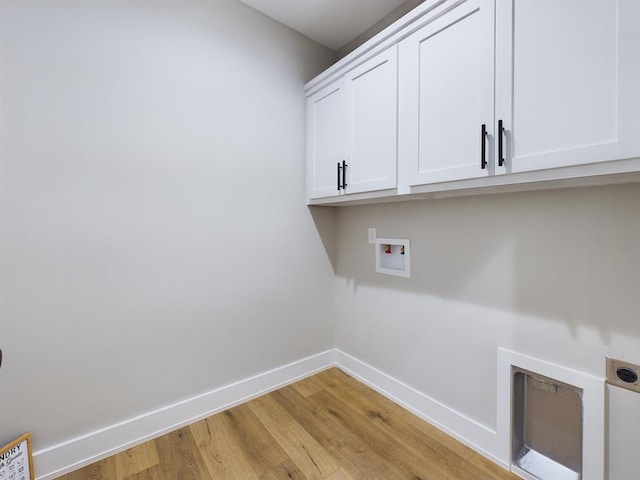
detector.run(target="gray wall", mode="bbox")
[334,184,640,479]
[0,0,336,451]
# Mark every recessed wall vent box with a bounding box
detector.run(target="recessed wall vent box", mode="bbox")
[498,349,604,480]
[375,237,410,277]
[512,368,583,480]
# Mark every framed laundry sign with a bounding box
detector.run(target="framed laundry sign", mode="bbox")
[0,433,34,480]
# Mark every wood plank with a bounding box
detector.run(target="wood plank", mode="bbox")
[271,386,407,480]
[114,441,159,478]
[314,369,487,478]
[335,387,496,479]
[58,455,116,480]
[219,403,290,476]
[122,465,163,480]
[306,389,453,480]
[324,467,356,480]
[153,427,209,480]
[291,374,326,398]
[189,409,260,479]
[317,369,519,480]
[319,368,477,459]
[258,459,309,480]
[247,393,340,480]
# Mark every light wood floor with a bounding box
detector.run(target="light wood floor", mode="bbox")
[56,368,520,480]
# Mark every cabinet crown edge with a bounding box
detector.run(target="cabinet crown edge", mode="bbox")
[305,0,458,95]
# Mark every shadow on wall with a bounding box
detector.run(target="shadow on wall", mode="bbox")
[333,183,640,339]
[309,205,338,272]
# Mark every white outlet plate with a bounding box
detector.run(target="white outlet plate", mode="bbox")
[606,357,640,394]
[368,228,376,244]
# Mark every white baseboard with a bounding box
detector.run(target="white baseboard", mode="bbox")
[35,348,513,480]
[334,349,507,469]
[33,349,337,480]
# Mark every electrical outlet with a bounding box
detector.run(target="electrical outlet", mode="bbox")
[606,357,640,394]
[368,228,376,244]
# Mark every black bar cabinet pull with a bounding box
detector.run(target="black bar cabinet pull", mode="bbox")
[342,160,348,189]
[498,119,505,167]
[480,124,487,169]
[337,162,342,191]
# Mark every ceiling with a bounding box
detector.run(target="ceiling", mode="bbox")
[239,0,410,51]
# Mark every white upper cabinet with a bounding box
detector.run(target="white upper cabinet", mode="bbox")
[495,0,640,174]
[399,0,495,188]
[345,47,398,195]
[306,81,347,199]
[306,0,640,204]
[399,0,640,192]
[307,47,398,200]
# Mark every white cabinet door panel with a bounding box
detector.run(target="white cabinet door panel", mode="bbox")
[400,0,495,186]
[496,0,640,174]
[307,81,347,199]
[346,47,398,194]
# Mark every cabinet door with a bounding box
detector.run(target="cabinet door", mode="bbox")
[306,80,347,199]
[495,0,640,174]
[344,47,398,194]
[399,0,495,188]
